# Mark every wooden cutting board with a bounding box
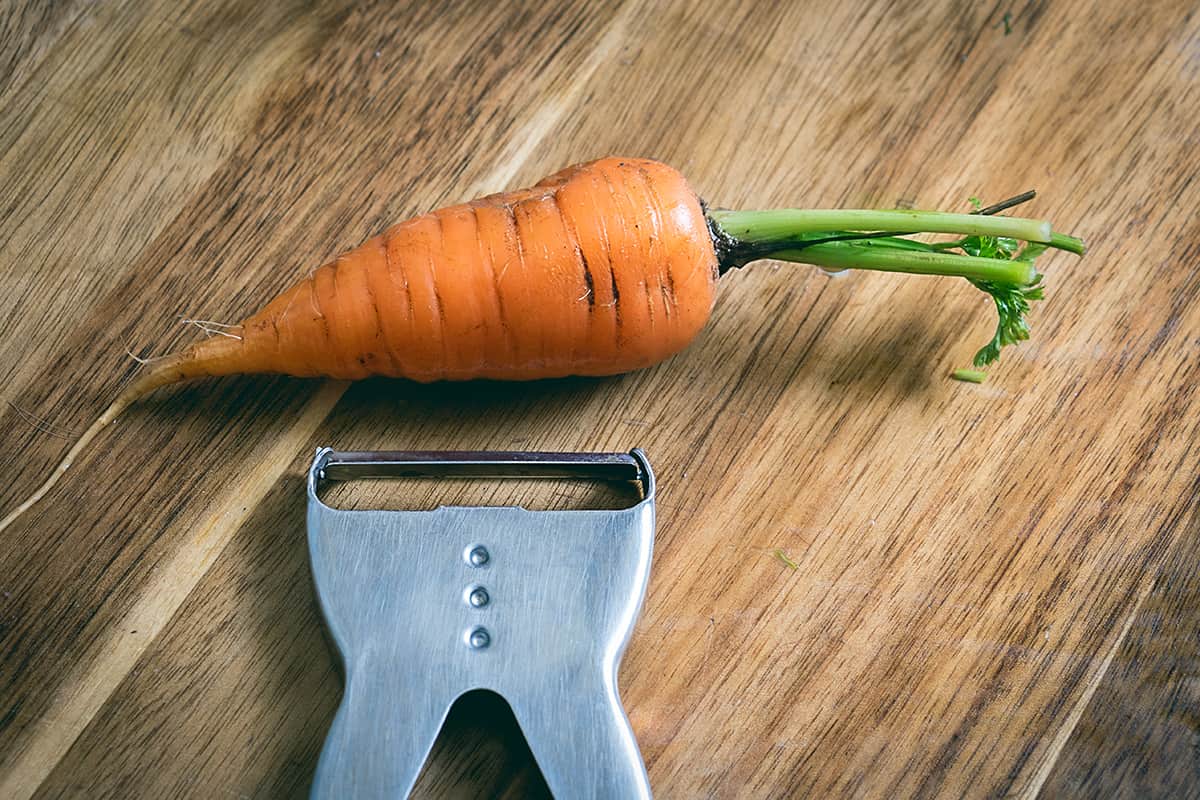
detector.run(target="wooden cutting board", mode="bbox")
[2,1,1197,797]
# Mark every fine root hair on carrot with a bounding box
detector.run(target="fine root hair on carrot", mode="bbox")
[179,318,243,340]
[0,353,194,535]
[5,399,79,440]
[124,345,152,365]
[123,342,174,366]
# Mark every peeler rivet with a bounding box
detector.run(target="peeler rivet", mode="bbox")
[467,586,490,608]
[467,627,491,649]
[466,545,490,567]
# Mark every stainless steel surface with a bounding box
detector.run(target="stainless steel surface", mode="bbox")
[306,448,656,800]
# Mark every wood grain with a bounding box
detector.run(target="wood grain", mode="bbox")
[1039,495,1200,798]
[2,0,1198,797]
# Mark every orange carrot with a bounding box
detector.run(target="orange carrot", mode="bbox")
[0,157,1083,531]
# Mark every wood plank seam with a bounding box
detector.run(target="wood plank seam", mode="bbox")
[0,2,638,796]
[1019,571,1157,799]
[0,381,347,800]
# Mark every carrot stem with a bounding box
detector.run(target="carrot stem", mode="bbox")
[1050,231,1086,255]
[708,208,1083,279]
[710,208,1052,247]
[771,241,1037,285]
[708,202,1085,368]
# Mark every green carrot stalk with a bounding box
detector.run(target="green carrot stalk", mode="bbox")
[711,208,1053,246]
[707,197,1084,367]
[772,242,1037,285]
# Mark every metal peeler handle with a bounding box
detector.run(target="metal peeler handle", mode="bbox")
[306,448,656,799]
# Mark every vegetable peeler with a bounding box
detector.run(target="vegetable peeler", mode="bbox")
[306,448,657,799]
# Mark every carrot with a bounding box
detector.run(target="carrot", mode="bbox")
[0,157,1083,532]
